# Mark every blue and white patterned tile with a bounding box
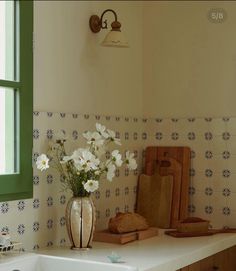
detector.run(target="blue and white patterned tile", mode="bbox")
[145,117,159,136]
[226,136,236,155]
[226,117,236,135]
[226,174,236,193]
[210,174,229,193]
[207,118,227,136]
[153,119,174,137]
[225,211,236,228]
[210,191,228,211]
[187,138,209,154]
[208,210,227,228]
[207,135,228,155]
[185,118,209,135]
[226,193,236,212]
[190,191,210,217]
[207,155,228,173]
[171,118,189,135]
[193,156,211,172]
[191,176,208,192]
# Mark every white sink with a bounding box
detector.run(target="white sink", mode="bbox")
[0,253,137,271]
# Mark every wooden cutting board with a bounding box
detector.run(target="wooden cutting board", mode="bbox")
[165,230,214,238]
[136,172,173,228]
[145,147,191,224]
[159,157,182,228]
[165,228,236,238]
[93,227,158,244]
[145,158,182,228]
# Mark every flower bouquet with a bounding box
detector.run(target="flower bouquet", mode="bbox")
[36,123,137,249]
[36,123,137,195]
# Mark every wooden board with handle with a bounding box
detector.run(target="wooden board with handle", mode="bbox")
[159,157,182,228]
[145,146,191,223]
[136,172,173,228]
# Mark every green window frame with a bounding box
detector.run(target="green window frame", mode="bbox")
[0,0,33,201]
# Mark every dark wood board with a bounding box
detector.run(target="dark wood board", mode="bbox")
[165,228,236,238]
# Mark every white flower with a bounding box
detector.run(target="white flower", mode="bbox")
[62,148,82,165]
[36,154,49,171]
[96,123,109,138]
[125,151,137,170]
[83,131,104,146]
[83,180,99,193]
[107,129,121,145]
[111,150,123,167]
[72,149,100,172]
[107,163,116,181]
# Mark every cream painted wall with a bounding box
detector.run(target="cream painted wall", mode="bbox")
[34,1,236,118]
[143,1,236,118]
[34,1,143,117]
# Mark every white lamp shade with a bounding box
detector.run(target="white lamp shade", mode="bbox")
[101,30,129,48]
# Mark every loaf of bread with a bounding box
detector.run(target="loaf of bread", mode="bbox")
[108,212,149,233]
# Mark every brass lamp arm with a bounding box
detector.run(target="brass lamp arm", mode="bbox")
[100,9,118,29]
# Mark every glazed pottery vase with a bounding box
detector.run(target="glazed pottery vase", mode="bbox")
[65,196,96,249]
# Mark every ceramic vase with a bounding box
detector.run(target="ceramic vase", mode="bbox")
[65,196,95,249]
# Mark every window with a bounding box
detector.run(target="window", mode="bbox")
[0,0,33,201]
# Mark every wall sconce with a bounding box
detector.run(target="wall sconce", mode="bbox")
[89,9,129,48]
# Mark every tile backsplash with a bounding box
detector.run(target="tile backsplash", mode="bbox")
[0,112,144,250]
[1,113,236,250]
[146,117,236,229]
